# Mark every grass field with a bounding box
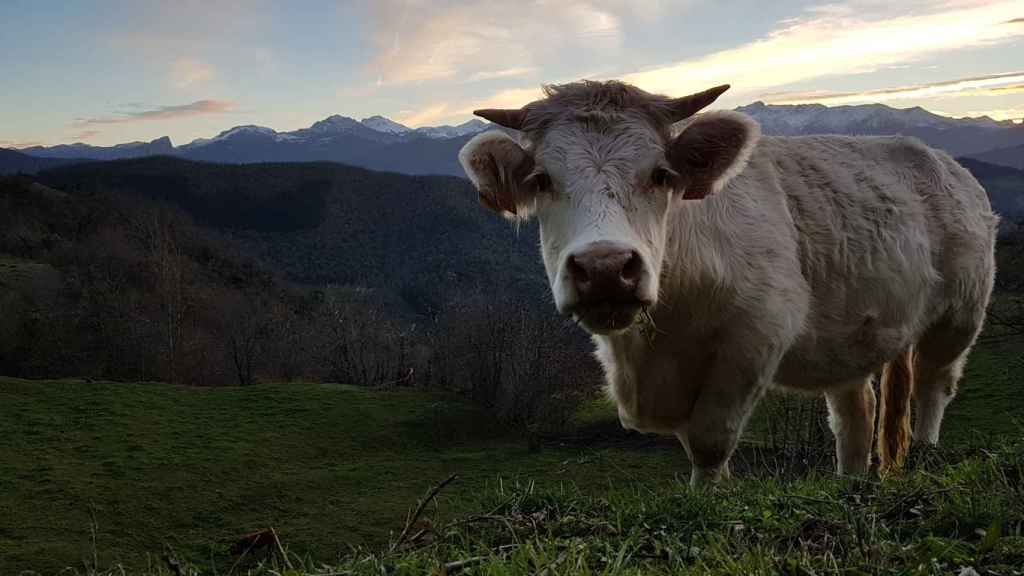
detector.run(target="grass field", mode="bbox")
[0,379,691,573]
[341,446,1024,575]
[0,340,1021,574]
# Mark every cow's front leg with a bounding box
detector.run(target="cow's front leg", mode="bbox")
[677,355,773,486]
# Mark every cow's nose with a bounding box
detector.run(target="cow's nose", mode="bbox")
[567,242,644,306]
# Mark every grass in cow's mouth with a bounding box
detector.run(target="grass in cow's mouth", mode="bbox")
[639,306,665,344]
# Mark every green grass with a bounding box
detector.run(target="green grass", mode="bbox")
[0,379,688,574]
[13,437,1024,575]
[1,339,1020,574]
[333,442,1024,576]
[947,340,1024,442]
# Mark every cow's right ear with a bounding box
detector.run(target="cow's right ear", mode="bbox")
[459,131,539,218]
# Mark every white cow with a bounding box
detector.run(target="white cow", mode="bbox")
[458,81,997,484]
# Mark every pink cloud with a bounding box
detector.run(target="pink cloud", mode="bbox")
[73,100,235,127]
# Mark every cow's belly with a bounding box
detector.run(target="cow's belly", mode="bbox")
[774,281,931,391]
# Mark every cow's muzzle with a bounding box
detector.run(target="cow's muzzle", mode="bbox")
[563,241,652,334]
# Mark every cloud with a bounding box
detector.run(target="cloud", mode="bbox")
[369,1,624,86]
[461,67,539,83]
[422,0,1024,127]
[0,139,43,149]
[461,86,546,112]
[170,58,215,89]
[73,100,235,127]
[620,1,1024,100]
[396,103,451,127]
[69,130,101,142]
[398,85,554,127]
[764,71,1024,105]
[1006,17,1024,23]
[986,84,1024,95]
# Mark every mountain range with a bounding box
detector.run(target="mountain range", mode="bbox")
[14,116,490,175]
[737,102,1024,159]
[3,102,1024,176]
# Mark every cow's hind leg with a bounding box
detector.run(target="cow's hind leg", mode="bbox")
[825,378,876,474]
[913,307,986,445]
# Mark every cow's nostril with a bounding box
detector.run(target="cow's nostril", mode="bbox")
[620,251,642,283]
[568,256,589,284]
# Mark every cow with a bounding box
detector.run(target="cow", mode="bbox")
[458,80,997,485]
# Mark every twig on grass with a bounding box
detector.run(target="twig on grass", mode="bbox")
[443,544,519,574]
[88,502,100,572]
[269,526,294,570]
[390,473,459,553]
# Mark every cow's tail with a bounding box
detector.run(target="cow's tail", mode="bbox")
[878,346,915,473]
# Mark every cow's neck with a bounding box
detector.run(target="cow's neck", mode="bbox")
[595,196,744,434]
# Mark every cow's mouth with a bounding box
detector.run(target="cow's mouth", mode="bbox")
[572,300,645,335]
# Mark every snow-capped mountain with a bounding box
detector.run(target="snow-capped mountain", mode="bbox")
[13,104,1024,174]
[738,102,1024,157]
[165,114,493,174]
[361,115,411,134]
[412,119,489,139]
[179,115,490,151]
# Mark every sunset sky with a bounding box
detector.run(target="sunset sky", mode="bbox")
[2,0,1023,148]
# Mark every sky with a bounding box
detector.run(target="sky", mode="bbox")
[1,0,1023,148]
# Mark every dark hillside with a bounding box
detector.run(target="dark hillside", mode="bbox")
[957,157,1024,226]
[0,147,88,175]
[8,162,594,396]
[0,176,313,384]
[36,157,547,313]
[970,142,1024,170]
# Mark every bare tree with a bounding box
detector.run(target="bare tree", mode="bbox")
[318,288,416,387]
[430,292,597,435]
[130,207,196,384]
[226,295,265,386]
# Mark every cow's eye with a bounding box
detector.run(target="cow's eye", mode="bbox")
[651,167,671,188]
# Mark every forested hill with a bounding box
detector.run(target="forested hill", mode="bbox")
[35,156,547,316]
[2,160,569,387]
[31,155,1024,308]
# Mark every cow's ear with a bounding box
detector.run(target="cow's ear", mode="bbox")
[667,111,760,200]
[459,131,539,218]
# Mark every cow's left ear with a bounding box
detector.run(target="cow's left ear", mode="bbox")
[459,130,539,219]
[667,111,760,200]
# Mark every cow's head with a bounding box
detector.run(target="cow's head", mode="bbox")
[459,81,759,335]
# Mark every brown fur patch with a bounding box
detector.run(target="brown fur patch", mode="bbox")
[878,347,914,473]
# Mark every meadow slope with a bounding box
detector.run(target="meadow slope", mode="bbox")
[1,337,1021,574]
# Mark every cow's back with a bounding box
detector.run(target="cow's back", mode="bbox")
[753,135,998,390]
